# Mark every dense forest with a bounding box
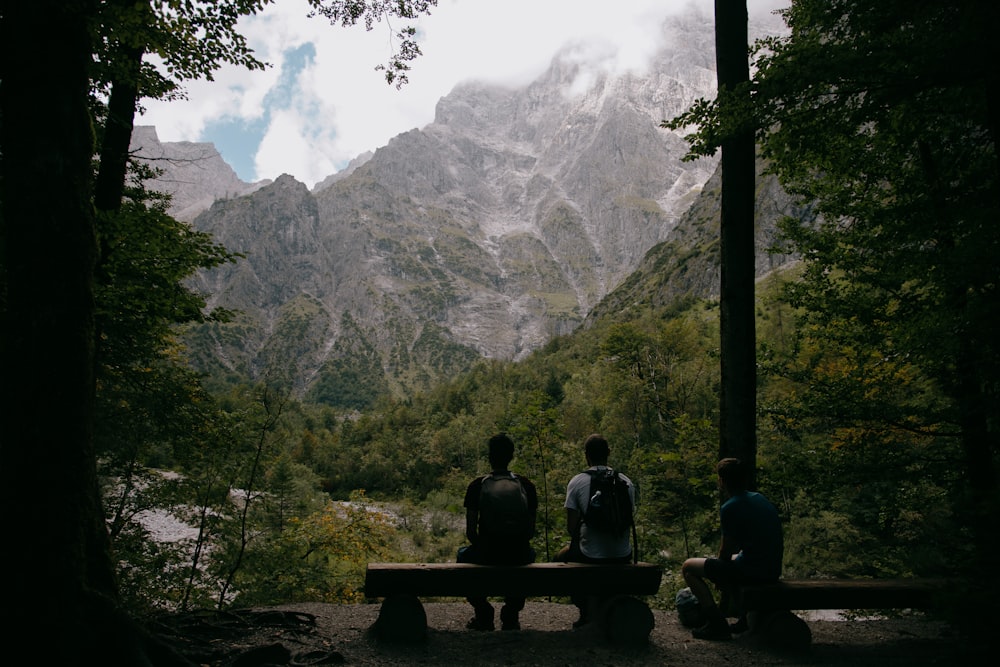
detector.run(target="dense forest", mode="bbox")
[1,1,997,664]
[100,268,975,615]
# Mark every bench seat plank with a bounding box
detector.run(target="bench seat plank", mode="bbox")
[740,578,949,611]
[364,562,662,598]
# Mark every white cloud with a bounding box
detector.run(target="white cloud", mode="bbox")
[137,0,787,188]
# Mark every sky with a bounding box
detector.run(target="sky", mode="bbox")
[137,0,787,189]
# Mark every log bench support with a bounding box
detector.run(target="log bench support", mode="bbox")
[364,562,663,645]
[736,578,950,651]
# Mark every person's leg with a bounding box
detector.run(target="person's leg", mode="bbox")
[719,584,747,633]
[499,547,534,630]
[500,596,525,630]
[681,558,717,613]
[458,544,495,630]
[554,542,593,627]
[681,557,731,640]
[466,596,496,630]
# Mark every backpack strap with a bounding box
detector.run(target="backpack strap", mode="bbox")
[615,471,638,563]
[610,469,639,563]
[631,515,638,564]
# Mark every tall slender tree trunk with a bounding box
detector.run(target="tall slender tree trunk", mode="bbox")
[714,0,757,484]
[95,47,144,214]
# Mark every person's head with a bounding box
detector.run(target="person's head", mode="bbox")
[716,457,748,493]
[488,433,515,470]
[583,433,610,466]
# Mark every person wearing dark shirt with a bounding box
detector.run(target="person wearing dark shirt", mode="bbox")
[458,433,538,631]
[681,457,783,640]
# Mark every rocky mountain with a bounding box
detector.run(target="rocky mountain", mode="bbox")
[586,158,814,325]
[129,126,270,221]
[152,7,792,407]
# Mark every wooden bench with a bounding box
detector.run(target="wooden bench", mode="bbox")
[735,578,951,650]
[364,561,663,644]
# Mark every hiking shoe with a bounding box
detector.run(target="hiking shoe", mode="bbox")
[692,619,731,641]
[501,619,520,631]
[466,616,495,631]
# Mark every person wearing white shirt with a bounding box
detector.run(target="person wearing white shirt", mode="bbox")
[554,433,636,627]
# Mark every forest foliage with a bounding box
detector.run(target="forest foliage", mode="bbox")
[100,261,973,615]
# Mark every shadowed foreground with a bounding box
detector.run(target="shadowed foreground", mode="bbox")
[151,601,965,666]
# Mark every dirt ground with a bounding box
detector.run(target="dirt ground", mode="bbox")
[154,600,967,666]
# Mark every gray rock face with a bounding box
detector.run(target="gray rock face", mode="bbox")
[150,8,790,405]
[585,158,813,327]
[129,126,270,221]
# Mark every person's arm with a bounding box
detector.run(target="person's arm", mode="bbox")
[566,507,582,540]
[718,499,741,561]
[719,533,737,561]
[466,507,479,545]
[464,477,480,545]
[564,474,584,541]
[527,484,538,538]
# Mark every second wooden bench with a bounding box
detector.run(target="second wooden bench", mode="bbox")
[736,577,951,649]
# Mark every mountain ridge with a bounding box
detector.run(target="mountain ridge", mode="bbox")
[143,8,795,407]
[130,126,271,221]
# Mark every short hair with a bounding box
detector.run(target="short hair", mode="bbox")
[488,433,515,466]
[584,433,610,464]
[716,457,748,491]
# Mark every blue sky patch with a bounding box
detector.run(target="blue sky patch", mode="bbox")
[203,43,317,182]
[202,116,268,182]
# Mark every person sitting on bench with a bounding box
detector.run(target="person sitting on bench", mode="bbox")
[682,457,783,641]
[457,433,538,631]
[554,434,636,628]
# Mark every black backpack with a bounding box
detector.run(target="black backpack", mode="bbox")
[478,472,531,542]
[583,468,635,541]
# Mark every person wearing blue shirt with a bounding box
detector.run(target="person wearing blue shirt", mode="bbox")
[681,457,784,640]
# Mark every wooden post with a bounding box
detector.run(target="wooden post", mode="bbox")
[602,595,656,645]
[370,594,427,644]
[749,610,811,651]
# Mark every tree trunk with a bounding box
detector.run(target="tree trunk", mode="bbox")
[0,3,190,664]
[1,0,108,614]
[714,0,757,484]
[95,46,144,214]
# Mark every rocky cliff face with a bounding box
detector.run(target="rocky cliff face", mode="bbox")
[129,126,270,221]
[585,158,813,325]
[155,8,792,406]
